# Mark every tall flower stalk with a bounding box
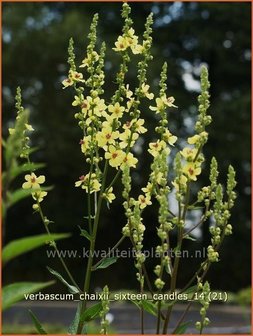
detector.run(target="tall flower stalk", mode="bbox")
[17,3,237,335]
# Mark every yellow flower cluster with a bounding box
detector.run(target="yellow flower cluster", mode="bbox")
[75,173,101,193]
[179,147,202,182]
[149,95,177,113]
[113,28,143,54]
[80,51,99,68]
[62,70,85,89]
[22,173,47,208]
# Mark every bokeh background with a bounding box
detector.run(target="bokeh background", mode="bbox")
[2,2,251,297]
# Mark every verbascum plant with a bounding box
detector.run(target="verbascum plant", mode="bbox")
[16,3,236,335]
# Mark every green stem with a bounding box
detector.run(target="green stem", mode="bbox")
[162,183,190,334]
[37,203,80,290]
[77,161,109,334]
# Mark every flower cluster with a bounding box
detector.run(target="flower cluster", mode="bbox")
[62,6,157,201]
[113,27,143,54]
[22,173,47,210]
[7,87,34,160]
[195,281,211,332]
[99,286,110,335]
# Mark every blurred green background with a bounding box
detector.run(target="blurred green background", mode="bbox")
[2,2,251,293]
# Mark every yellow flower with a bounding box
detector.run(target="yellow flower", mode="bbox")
[187,131,208,145]
[72,94,84,107]
[62,70,85,88]
[148,140,168,157]
[125,84,133,99]
[22,173,45,189]
[113,36,128,52]
[161,95,177,108]
[133,119,147,134]
[141,182,153,195]
[180,147,198,161]
[149,97,165,113]
[127,27,136,38]
[103,187,116,203]
[70,70,85,83]
[32,190,48,203]
[183,163,201,181]
[79,135,91,154]
[105,145,125,168]
[108,102,125,119]
[138,194,152,209]
[81,96,92,115]
[123,119,147,134]
[150,96,177,113]
[126,98,134,111]
[125,28,143,54]
[141,84,154,100]
[62,77,74,89]
[163,129,177,146]
[75,174,101,193]
[92,97,107,117]
[75,175,87,188]
[96,127,119,148]
[79,51,99,68]
[172,175,188,191]
[120,152,138,169]
[119,129,138,149]
[25,124,34,131]
[131,43,143,55]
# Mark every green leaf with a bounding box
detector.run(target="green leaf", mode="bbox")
[140,299,158,316]
[68,302,81,334]
[28,309,47,334]
[80,302,103,322]
[10,162,45,180]
[164,260,172,275]
[78,226,91,241]
[95,257,118,270]
[173,321,191,334]
[183,285,197,295]
[2,281,54,310]
[184,235,197,241]
[47,267,79,294]
[3,233,71,264]
[68,302,87,334]
[188,205,204,210]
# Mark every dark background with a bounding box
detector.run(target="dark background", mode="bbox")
[2,2,251,293]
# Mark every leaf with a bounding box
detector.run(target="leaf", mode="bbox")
[2,281,54,310]
[131,299,157,317]
[80,302,103,322]
[10,162,45,180]
[164,260,172,275]
[28,309,47,334]
[47,267,79,294]
[78,226,91,241]
[140,299,158,316]
[188,205,204,210]
[183,285,197,295]
[173,321,192,334]
[184,235,197,241]
[3,233,71,264]
[68,302,82,334]
[95,257,118,270]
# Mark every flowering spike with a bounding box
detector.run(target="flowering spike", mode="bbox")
[68,37,76,71]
